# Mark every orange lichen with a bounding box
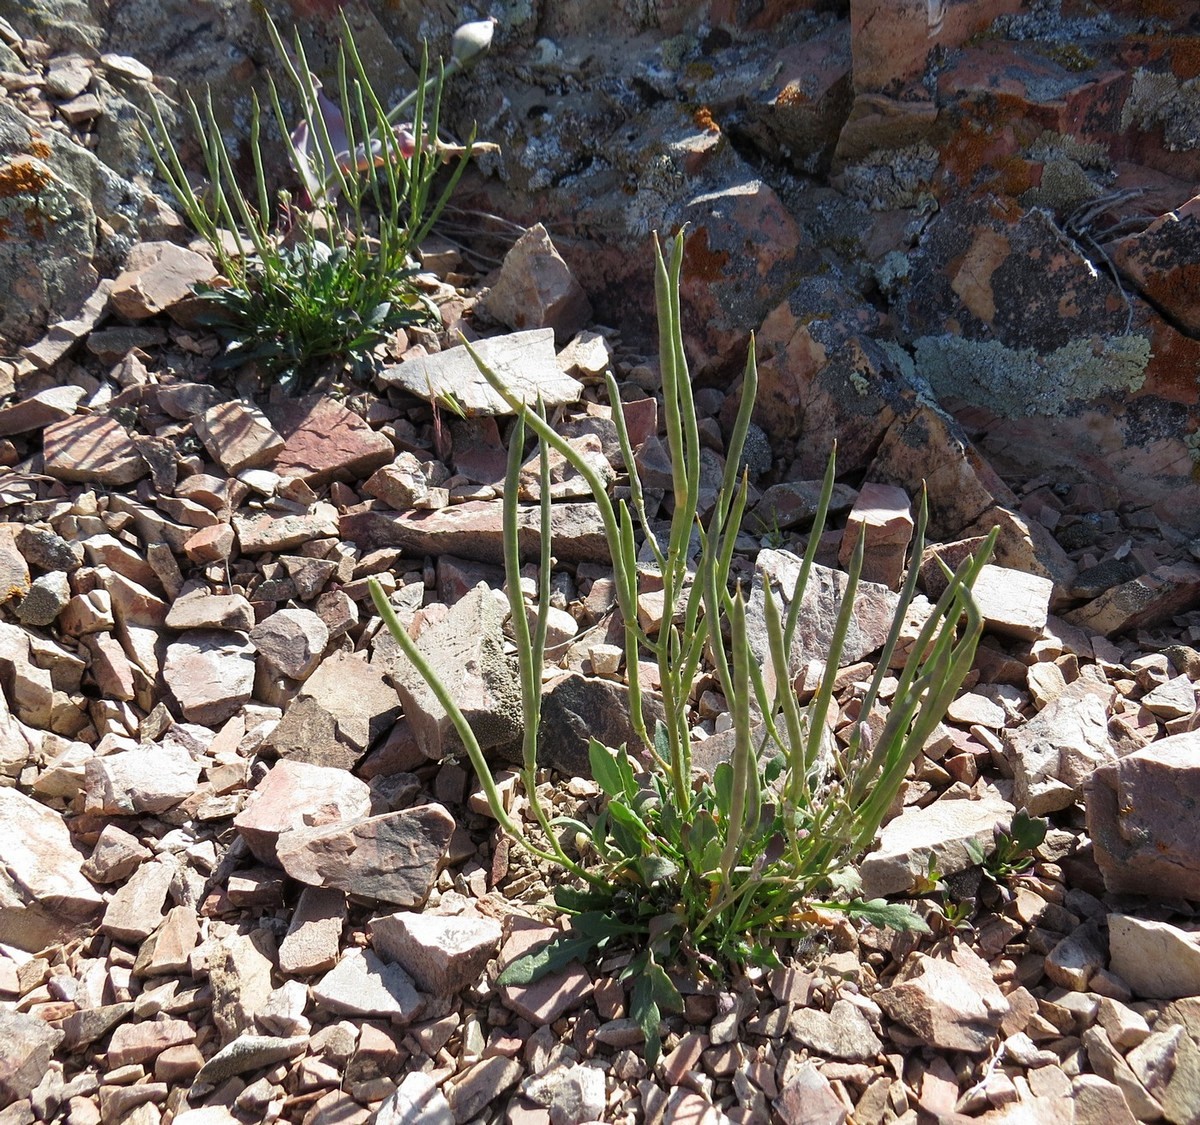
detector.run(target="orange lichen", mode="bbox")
[775,83,810,108]
[0,157,51,199]
[681,226,729,283]
[692,105,720,133]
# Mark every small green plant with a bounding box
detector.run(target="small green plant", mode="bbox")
[967,810,1049,882]
[143,12,492,393]
[370,232,995,1066]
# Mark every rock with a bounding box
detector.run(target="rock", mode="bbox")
[858,789,1015,898]
[0,524,30,606]
[83,740,202,815]
[312,947,424,1021]
[1006,677,1116,816]
[838,481,913,590]
[249,608,329,681]
[264,651,400,770]
[1127,1024,1200,1125]
[774,1060,847,1125]
[164,591,254,632]
[18,571,71,626]
[106,1017,195,1068]
[139,904,199,976]
[193,400,285,475]
[0,385,86,437]
[1110,194,1200,336]
[100,858,174,943]
[1071,1074,1140,1125]
[787,999,882,1062]
[445,1057,523,1124]
[342,498,608,566]
[477,223,593,344]
[1109,916,1200,1001]
[109,241,216,319]
[0,1010,64,1102]
[42,415,148,486]
[234,759,372,866]
[520,1061,607,1123]
[1065,562,1200,638]
[233,504,340,554]
[81,823,152,883]
[519,432,614,502]
[1083,1025,1166,1122]
[377,328,583,416]
[375,1071,454,1125]
[750,480,858,533]
[163,629,254,725]
[369,908,502,998]
[209,927,276,1044]
[363,451,449,510]
[266,395,394,486]
[499,918,593,1026]
[747,552,899,699]
[0,786,103,951]
[278,887,346,976]
[875,946,1009,1053]
[1045,921,1107,992]
[970,564,1054,641]
[192,1035,308,1088]
[275,804,455,906]
[380,583,522,761]
[1087,730,1200,901]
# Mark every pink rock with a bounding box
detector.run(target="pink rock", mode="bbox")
[193,400,285,474]
[165,591,255,632]
[477,223,593,344]
[163,629,255,725]
[233,759,372,867]
[369,908,502,997]
[234,504,339,554]
[249,607,329,680]
[838,481,913,589]
[267,395,394,486]
[183,523,235,564]
[0,385,86,437]
[109,241,217,320]
[499,917,594,1025]
[278,886,346,975]
[43,414,149,486]
[0,523,30,606]
[1065,561,1200,638]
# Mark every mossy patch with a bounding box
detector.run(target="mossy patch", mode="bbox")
[915,332,1152,418]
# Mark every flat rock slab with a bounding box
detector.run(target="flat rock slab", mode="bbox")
[109,240,217,319]
[499,918,594,1026]
[234,759,372,867]
[266,395,395,486]
[312,947,424,1021]
[340,499,609,565]
[377,328,582,416]
[43,414,149,486]
[0,385,86,437]
[1087,729,1200,901]
[970,563,1053,640]
[369,909,502,997]
[193,400,285,475]
[1065,561,1200,638]
[83,740,202,815]
[193,1034,308,1088]
[0,786,104,952]
[163,629,255,726]
[275,803,455,906]
[859,790,1015,898]
[0,1008,64,1101]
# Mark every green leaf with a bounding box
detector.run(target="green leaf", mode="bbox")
[713,761,734,821]
[495,932,601,987]
[554,885,615,914]
[1008,810,1048,853]
[589,739,627,800]
[629,965,664,1068]
[965,838,986,866]
[635,855,679,888]
[845,898,932,934]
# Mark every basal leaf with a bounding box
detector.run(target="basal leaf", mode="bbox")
[589,739,626,800]
[495,932,600,987]
[845,898,932,934]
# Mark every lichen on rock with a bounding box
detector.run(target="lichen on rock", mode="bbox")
[914,332,1152,418]
[1121,68,1200,153]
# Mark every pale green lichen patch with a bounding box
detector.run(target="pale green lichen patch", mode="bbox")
[1184,430,1200,467]
[915,333,1152,418]
[1121,68,1200,153]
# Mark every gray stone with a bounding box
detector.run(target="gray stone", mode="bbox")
[377,328,582,416]
[787,999,883,1062]
[374,1072,453,1125]
[193,1035,308,1088]
[369,909,502,997]
[209,927,276,1045]
[83,740,202,815]
[249,607,329,681]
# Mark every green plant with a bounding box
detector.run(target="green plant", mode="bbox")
[370,232,996,1066]
[967,810,1048,881]
[142,11,492,393]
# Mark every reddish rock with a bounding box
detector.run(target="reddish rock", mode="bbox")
[0,1010,64,1102]
[233,759,372,867]
[249,607,329,680]
[278,886,346,975]
[194,400,285,475]
[43,414,149,486]
[839,481,913,589]
[163,629,255,725]
[266,395,395,486]
[275,803,455,906]
[476,223,593,344]
[183,523,236,564]
[0,524,30,606]
[1065,561,1200,638]
[499,917,594,1026]
[0,385,85,437]
[370,909,502,999]
[109,241,217,320]
[1109,194,1200,336]
[234,504,340,554]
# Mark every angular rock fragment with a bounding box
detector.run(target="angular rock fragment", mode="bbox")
[209,927,276,1044]
[970,564,1053,640]
[233,504,340,554]
[100,858,174,943]
[278,887,346,976]
[267,395,394,486]
[1065,561,1200,638]
[109,241,217,319]
[193,1034,308,1088]
[875,947,1009,1053]
[0,1009,64,1101]
[193,400,285,474]
[249,607,329,681]
[42,414,148,486]
[477,223,593,343]
[1108,915,1200,1000]
[1006,677,1116,815]
[378,327,582,416]
[233,759,372,867]
[83,740,202,815]
[380,583,522,761]
[838,481,913,590]
[1087,730,1200,901]
[787,998,883,1062]
[0,786,103,951]
[312,947,424,1021]
[369,908,502,997]
[163,629,254,725]
[0,385,86,437]
[859,789,1015,898]
[275,803,455,906]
